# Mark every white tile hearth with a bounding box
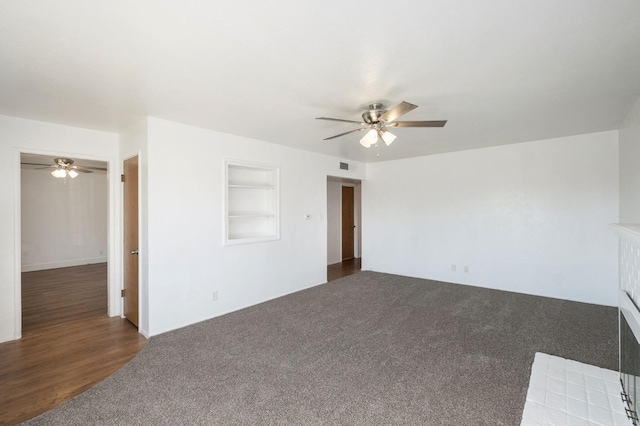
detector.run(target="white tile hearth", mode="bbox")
[521,353,632,426]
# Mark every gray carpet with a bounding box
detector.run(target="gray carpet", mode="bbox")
[24,272,617,425]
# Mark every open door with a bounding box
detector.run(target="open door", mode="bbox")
[123,156,139,327]
[342,186,354,261]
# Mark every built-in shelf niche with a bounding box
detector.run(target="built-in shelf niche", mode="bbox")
[224,160,279,245]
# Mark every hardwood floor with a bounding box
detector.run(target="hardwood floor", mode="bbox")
[22,263,108,332]
[327,257,362,282]
[0,264,147,425]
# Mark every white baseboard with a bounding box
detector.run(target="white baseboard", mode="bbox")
[22,256,108,272]
[138,327,150,339]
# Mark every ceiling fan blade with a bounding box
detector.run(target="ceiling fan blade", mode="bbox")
[69,165,107,171]
[22,161,105,173]
[69,166,93,173]
[323,128,369,140]
[21,162,54,167]
[316,117,366,125]
[378,101,418,123]
[391,120,447,128]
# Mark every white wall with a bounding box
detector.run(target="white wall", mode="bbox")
[0,115,119,343]
[21,169,108,271]
[327,180,342,265]
[363,130,619,306]
[620,96,640,223]
[145,118,365,336]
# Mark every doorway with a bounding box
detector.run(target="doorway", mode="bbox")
[327,177,362,281]
[342,186,355,261]
[20,153,109,332]
[122,155,139,327]
[5,152,145,424]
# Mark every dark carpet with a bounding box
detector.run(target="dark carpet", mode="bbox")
[24,272,617,425]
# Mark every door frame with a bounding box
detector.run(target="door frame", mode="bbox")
[326,177,362,267]
[341,185,355,261]
[122,154,140,327]
[13,148,121,339]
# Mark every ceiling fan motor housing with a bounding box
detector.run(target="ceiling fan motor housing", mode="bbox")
[362,103,387,124]
[55,158,74,167]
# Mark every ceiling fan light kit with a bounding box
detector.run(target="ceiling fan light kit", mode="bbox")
[360,129,378,148]
[359,126,396,148]
[379,129,396,146]
[51,168,79,178]
[317,101,447,150]
[50,158,83,179]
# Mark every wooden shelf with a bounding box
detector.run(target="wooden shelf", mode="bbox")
[228,184,276,189]
[227,233,277,242]
[228,212,275,218]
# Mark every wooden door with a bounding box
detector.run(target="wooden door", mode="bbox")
[342,186,354,260]
[123,156,139,327]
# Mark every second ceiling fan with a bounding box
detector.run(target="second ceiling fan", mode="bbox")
[22,157,106,179]
[316,101,446,148]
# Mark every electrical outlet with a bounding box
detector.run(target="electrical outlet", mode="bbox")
[212,291,218,302]
[464,266,469,273]
[451,265,457,272]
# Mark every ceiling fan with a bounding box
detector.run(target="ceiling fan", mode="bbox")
[21,158,106,179]
[316,101,446,148]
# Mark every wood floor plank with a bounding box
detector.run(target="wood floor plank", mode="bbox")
[0,264,146,425]
[22,263,108,332]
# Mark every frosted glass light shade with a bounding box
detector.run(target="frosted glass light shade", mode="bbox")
[360,129,378,148]
[51,168,67,178]
[380,130,396,146]
[68,169,79,178]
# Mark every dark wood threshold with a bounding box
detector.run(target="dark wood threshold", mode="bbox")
[328,257,362,282]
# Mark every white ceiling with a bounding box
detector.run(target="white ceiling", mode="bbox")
[1,1,639,163]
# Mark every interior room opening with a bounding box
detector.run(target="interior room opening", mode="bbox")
[20,153,109,332]
[327,176,362,281]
